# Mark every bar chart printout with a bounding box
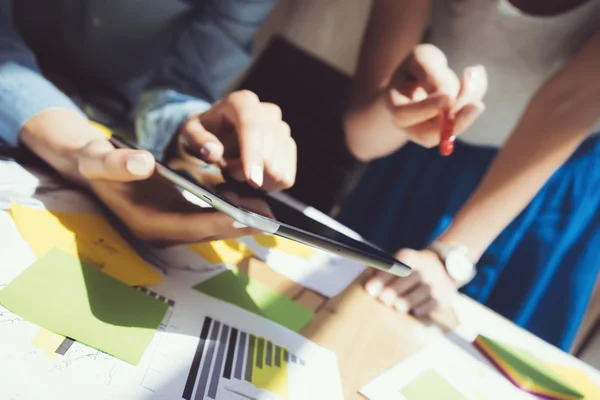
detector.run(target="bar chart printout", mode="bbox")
[183,316,311,400]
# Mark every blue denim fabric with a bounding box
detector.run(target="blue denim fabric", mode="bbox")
[0,0,277,157]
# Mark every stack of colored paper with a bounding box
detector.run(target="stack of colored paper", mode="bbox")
[474,335,594,399]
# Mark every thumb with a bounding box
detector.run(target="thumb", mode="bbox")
[77,138,155,181]
[179,115,225,164]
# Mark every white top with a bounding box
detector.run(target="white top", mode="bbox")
[429,0,600,147]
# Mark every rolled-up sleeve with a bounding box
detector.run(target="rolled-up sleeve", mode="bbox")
[135,89,211,160]
[0,2,83,146]
[147,0,278,102]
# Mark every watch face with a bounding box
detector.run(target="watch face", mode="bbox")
[445,251,474,282]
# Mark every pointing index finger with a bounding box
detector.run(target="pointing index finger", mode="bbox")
[389,91,450,128]
[222,91,265,188]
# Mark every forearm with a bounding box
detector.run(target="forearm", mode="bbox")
[440,35,600,259]
[344,93,408,161]
[345,0,431,160]
[350,0,431,104]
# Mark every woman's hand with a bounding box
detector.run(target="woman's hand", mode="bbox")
[174,90,296,192]
[345,44,487,161]
[364,248,459,317]
[388,44,488,147]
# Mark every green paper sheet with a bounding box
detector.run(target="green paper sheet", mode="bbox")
[400,369,467,400]
[0,248,168,365]
[194,267,314,332]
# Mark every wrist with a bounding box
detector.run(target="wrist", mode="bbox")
[344,91,409,161]
[19,108,102,184]
[437,220,491,262]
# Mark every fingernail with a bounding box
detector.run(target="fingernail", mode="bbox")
[250,164,264,187]
[466,67,476,81]
[379,290,397,306]
[366,281,383,297]
[284,171,295,185]
[468,64,485,80]
[232,221,247,229]
[126,154,153,176]
[394,298,409,313]
[389,88,402,99]
[469,105,485,119]
[200,142,219,158]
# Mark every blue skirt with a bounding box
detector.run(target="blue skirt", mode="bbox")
[338,136,600,351]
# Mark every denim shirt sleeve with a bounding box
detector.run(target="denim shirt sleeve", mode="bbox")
[0,2,83,146]
[147,0,277,102]
[135,0,278,160]
[135,89,211,160]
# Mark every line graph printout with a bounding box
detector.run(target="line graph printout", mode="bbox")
[0,281,343,400]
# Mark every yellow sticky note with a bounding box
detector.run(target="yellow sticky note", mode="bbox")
[187,239,253,265]
[254,234,316,259]
[547,364,600,400]
[9,203,163,286]
[89,121,113,139]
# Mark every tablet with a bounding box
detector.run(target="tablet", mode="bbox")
[110,136,411,277]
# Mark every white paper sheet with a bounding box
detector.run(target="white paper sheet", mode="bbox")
[0,160,104,214]
[0,211,36,288]
[0,159,40,197]
[241,236,366,298]
[359,337,534,400]
[139,242,227,275]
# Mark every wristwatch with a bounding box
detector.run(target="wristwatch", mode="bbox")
[427,240,477,287]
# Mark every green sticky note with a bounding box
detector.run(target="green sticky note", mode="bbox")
[0,248,168,365]
[194,267,314,332]
[400,369,467,400]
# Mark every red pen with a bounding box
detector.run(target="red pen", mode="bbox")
[439,108,456,156]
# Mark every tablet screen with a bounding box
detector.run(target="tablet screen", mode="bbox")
[171,161,402,267]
